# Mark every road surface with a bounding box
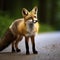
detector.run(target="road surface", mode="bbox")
[0,32,60,60]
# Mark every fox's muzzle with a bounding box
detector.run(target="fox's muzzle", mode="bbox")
[32,20,38,23]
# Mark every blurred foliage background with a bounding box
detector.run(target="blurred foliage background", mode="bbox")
[0,0,60,37]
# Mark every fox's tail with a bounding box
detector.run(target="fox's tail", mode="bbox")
[0,28,16,51]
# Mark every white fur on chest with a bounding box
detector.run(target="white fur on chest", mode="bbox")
[25,27,35,36]
[25,21,35,36]
[25,31,35,36]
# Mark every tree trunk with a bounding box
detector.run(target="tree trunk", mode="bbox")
[38,0,47,23]
[50,0,57,26]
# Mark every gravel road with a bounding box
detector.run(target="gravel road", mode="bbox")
[0,32,60,60]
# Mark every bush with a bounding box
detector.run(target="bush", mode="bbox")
[0,15,14,37]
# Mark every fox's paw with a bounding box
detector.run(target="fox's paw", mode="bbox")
[26,51,30,55]
[12,49,15,53]
[16,48,21,52]
[33,50,38,54]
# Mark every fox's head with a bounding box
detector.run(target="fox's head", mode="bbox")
[22,6,38,32]
[22,6,38,23]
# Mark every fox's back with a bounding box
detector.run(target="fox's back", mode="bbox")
[9,18,25,35]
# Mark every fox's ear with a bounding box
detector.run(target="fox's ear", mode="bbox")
[22,8,29,17]
[32,6,38,14]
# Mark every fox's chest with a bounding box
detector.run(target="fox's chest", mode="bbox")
[25,24,35,36]
[26,23,34,32]
[17,21,39,36]
[25,31,35,36]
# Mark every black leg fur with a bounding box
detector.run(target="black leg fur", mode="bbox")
[25,37,30,55]
[31,36,38,54]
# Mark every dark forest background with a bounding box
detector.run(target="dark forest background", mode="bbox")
[0,0,60,37]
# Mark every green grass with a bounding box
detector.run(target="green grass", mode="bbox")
[39,23,54,33]
[0,15,14,37]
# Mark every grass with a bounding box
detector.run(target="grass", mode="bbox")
[38,23,54,33]
[0,14,54,37]
[0,15,14,37]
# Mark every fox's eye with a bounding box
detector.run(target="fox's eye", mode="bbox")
[34,16,37,18]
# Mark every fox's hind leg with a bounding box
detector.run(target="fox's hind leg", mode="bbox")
[15,35,23,52]
[12,41,15,52]
[15,40,21,52]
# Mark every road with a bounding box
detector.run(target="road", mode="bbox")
[0,32,60,60]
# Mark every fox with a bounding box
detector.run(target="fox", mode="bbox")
[0,6,39,54]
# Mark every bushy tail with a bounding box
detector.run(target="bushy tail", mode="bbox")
[0,28,16,51]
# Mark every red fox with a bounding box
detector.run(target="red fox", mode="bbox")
[0,6,39,54]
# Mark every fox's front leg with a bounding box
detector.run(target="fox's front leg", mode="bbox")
[25,36,30,55]
[31,36,38,54]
